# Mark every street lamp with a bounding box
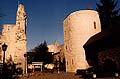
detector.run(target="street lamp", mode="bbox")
[24,53,27,74]
[57,56,60,73]
[2,43,8,79]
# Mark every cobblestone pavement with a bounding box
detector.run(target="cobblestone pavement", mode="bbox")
[25,72,119,79]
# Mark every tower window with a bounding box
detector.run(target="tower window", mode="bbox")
[94,21,96,29]
[8,27,10,31]
[66,45,67,50]
[67,61,68,65]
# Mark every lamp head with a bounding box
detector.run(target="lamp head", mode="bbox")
[2,43,8,51]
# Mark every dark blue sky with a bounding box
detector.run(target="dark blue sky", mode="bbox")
[0,0,120,51]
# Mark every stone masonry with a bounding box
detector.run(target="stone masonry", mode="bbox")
[47,41,65,63]
[63,10,101,72]
[0,4,27,73]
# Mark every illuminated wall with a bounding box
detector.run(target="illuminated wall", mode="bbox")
[1,4,27,73]
[63,10,101,72]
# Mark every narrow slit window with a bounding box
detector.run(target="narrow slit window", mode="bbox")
[66,45,67,50]
[67,61,68,65]
[94,21,96,29]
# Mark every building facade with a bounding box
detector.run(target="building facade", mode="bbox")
[0,4,27,73]
[63,10,101,72]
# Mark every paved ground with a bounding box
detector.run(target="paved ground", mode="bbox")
[26,72,119,79]
[28,72,79,79]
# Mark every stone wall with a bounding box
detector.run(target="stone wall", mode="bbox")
[0,4,27,73]
[63,10,101,72]
[15,4,26,72]
[47,41,63,62]
[1,24,16,60]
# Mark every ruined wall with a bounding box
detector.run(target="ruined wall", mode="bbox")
[0,35,2,61]
[48,41,61,61]
[63,10,101,72]
[0,4,27,73]
[48,44,54,52]
[15,4,26,72]
[48,40,60,53]
[1,24,16,60]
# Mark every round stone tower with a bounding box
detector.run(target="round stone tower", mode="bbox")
[63,10,101,72]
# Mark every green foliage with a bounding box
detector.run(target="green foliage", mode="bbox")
[29,41,53,64]
[96,0,120,30]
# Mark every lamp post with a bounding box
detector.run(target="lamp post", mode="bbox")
[57,56,60,73]
[24,53,27,74]
[2,43,8,79]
